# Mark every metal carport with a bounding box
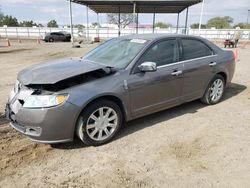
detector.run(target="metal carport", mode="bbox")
[68,0,202,44]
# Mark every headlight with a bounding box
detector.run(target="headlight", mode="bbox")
[23,94,68,108]
[14,80,20,93]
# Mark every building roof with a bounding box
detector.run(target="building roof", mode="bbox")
[71,0,202,13]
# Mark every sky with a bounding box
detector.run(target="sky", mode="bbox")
[0,0,249,27]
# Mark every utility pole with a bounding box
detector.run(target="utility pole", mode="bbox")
[69,0,74,46]
[86,5,89,40]
[198,0,205,35]
[247,9,250,24]
[118,7,121,36]
[176,13,180,34]
[184,7,189,34]
[133,2,136,34]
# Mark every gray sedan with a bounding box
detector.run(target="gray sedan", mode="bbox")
[6,34,236,146]
[43,32,71,42]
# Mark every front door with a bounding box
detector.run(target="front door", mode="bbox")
[127,39,184,118]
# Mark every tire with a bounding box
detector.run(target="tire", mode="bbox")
[76,99,123,146]
[49,38,54,42]
[201,75,225,105]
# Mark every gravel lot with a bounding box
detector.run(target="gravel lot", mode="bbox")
[0,39,250,187]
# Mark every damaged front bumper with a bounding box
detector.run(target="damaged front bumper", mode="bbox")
[6,84,81,144]
[6,102,80,144]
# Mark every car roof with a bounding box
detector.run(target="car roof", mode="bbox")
[119,33,203,41]
[118,33,222,53]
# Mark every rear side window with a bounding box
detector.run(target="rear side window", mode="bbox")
[181,39,213,61]
[141,40,178,67]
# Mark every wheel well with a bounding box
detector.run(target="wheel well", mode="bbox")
[83,95,127,122]
[217,72,227,83]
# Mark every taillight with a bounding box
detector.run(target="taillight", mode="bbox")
[233,50,238,62]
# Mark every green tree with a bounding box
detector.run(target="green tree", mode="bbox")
[206,16,233,29]
[37,23,44,27]
[190,23,206,29]
[155,22,172,28]
[0,7,3,21]
[47,20,58,28]
[233,23,250,29]
[0,15,19,26]
[19,20,37,27]
[74,24,85,30]
[107,13,135,28]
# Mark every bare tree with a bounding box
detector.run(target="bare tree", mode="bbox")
[107,13,136,28]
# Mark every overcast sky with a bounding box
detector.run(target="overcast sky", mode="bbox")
[0,0,249,26]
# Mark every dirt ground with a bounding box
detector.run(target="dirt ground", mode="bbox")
[0,39,250,188]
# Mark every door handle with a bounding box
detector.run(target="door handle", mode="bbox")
[209,62,217,67]
[171,70,183,76]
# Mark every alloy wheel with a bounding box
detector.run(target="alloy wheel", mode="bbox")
[209,79,224,102]
[85,107,118,141]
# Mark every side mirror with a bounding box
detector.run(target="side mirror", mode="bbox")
[138,62,157,72]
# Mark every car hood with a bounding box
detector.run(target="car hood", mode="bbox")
[18,58,109,85]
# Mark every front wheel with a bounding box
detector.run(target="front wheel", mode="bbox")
[76,99,123,146]
[201,75,225,105]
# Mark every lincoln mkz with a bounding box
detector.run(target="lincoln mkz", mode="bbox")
[5,34,236,146]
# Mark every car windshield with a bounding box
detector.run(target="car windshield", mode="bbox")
[83,38,148,69]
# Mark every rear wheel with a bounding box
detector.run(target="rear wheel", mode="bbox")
[49,38,54,42]
[76,99,122,146]
[201,75,225,105]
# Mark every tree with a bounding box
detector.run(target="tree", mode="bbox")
[74,24,85,29]
[0,15,18,26]
[206,16,233,29]
[37,23,44,27]
[19,20,38,27]
[155,22,172,28]
[91,22,101,28]
[0,12,3,26]
[0,6,3,21]
[107,13,135,28]
[74,24,85,35]
[47,20,58,28]
[233,23,250,29]
[190,23,206,29]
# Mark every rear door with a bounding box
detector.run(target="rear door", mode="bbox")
[128,39,184,118]
[53,33,60,41]
[180,38,217,102]
[58,33,65,41]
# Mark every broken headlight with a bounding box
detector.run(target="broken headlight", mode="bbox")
[23,94,68,108]
[14,80,20,93]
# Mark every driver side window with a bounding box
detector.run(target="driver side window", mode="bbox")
[141,40,178,67]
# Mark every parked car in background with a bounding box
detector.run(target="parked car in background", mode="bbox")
[43,31,71,42]
[6,34,236,146]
